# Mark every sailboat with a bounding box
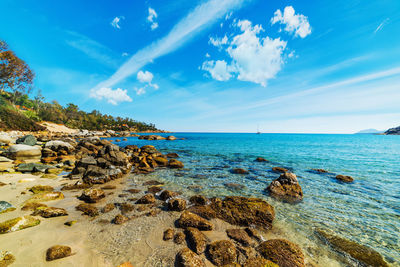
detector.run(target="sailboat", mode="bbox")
[257,124,261,134]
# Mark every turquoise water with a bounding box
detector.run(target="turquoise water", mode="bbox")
[113,133,400,265]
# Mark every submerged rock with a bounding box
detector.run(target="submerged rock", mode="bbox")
[176,248,205,267]
[316,229,389,267]
[185,227,208,254]
[76,203,99,217]
[159,190,179,201]
[207,240,237,266]
[176,211,213,230]
[0,216,40,234]
[255,157,268,162]
[257,239,304,267]
[232,168,249,174]
[272,167,288,173]
[168,159,184,168]
[311,168,329,173]
[0,201,16,214]
[266,172,303,203]
[46,245,72,261]
[0,251,15,266]
[335,174,354,183]
[136,193,156,204]
[102,203,115,213]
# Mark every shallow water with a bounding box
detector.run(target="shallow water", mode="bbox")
[111,133,400,265]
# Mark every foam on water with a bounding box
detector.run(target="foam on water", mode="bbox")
[111,133,400,265]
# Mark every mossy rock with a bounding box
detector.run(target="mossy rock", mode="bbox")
[316,229,389,267]
[64,220,77,227]
[21,202,47,211]
[40,174,58,179]
[29,185,54,194]
[0,216,40,234]
[25,191,64,203]
[0,250,16,266]
[0,201,16,214]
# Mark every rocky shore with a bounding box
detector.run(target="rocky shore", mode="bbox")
[0,130,390,267]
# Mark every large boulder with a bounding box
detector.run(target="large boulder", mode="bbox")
[7,144,41,161]
[257,239,304,267]
[226,229,253,247]
[189,196,275,230]
[207,240,237,266]
[176,211,213,230]
[175,248,205,267]
[46,245,72,261]
[79,188,105,203]
[16,135,37,146]
[185,227,208,254]
[0,216,40,234]
[316,229,389,267]
[168,198,186,211]
[266,173,303,203]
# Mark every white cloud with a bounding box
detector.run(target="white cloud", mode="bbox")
[271,6,311,38]
[111,16,124,29]
[137,70,154,83]
[202,20,287,86]
[205,53,211,58]
[135,87,146,95]
[90,87,132,105]
[202,60,232,81]
[209,35,228,48]
[288,50,295,58]
[92,0,245,91]
[147,7,159,30]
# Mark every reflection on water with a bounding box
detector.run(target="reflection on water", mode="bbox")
[110,133,400,265]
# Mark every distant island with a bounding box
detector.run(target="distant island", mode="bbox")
[355,129,384,134]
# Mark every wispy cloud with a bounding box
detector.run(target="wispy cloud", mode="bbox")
[65,31,118,67]
[271,6,311,38]
[111,16,124,29]
[147,8,159,30]
[374,18,389,34]
[92,0,246,91]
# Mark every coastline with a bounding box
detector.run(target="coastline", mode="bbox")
[0,130,395,267]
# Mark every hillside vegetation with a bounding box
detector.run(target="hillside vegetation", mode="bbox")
[0,39,158,132]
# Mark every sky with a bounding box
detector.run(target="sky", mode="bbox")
[1,0,400,133]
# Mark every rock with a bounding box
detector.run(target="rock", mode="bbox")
[244,258,278,267]
[176,211,213,230]
[207,240,237,266]
[143,180,163,186]
[159,190,179,201]
[232,168,249,174]
[126,188,141,194]
[64,220,77,227]
[119,203,135,214]
[168,198,186,211]
[226,229,253,247]
[257,239,304,267]
[174,232,186,244]
[191,196,275,231]
[17,162,53,173]
[112,214,129,224]
[255,157,268,162]
[272,167,288,173]
[0,181,6,187]
[29,185,54,194]
[16,135,37,146]
[7,144,41,160]
[147,186,163,194]
[163,228,175,241]
[46,245,72,261]
[166,153,179,158]
[136,193,156,204]
[32,207,68,218]
[0,201,15,214]
[266,172,303,203]
[154,156,168,166]
[45,140,74,153]
[79,188,105,203]
[176,248,205,267]
[25,191,64,203]
[311,169,329,173]
[166,136,177,140]
[0,134,12,144]
[102,203,115,213]
[316,229,389,267]
[0,216,40,234]
[141,145,158,154]
[76,203,99,217]
[168,159,184,168]
[101,185,116,190]
[335,174,354,183]
[77,156,97,168]
[0,250,15,266]
[245,227,262,242]
[189,195,208,206]
[185,227,208,254]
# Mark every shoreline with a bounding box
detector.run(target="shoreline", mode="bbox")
[0,130,394,267]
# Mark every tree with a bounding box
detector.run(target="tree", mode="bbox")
[0,40,34,103]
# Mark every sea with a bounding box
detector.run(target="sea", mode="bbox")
[109,133,400,266]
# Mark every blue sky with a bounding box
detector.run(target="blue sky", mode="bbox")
[1,0,400,133]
